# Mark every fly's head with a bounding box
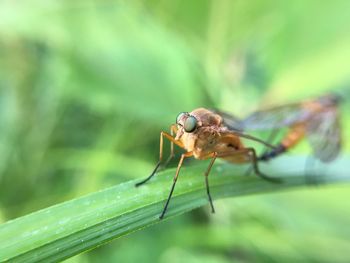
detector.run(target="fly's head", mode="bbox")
[174,108,223,140]
[175,109,223,155]
[175,112,201,140]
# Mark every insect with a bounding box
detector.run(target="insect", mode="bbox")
[135,108,280,219]
[235,94,342,163]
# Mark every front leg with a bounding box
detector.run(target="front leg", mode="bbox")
[161,124,177,169]
[159,151,193,219]
[135,126,183,187]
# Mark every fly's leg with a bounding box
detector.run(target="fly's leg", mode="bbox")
[160,125,176,169]
[200,147,280,215]
[135,126,183,187]
[159,151,193,219]
[245,129,280,176]
[245,147,282,183]
[260,129,280,158]
[216,148,282,183]
[204,152,218,213]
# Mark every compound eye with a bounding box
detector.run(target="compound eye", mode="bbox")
[176,112,187,124]
[184,116,197,133]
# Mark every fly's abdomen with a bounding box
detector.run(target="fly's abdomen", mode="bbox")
[259,124,305,161]
[258,144,286,161]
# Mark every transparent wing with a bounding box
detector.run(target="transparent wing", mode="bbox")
[242,103,313,130]
[211,109,245,131]
[306,109,341,162]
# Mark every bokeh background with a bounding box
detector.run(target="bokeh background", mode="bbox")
[1,1,350,262]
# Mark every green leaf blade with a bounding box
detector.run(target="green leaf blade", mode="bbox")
[0,156,349,262]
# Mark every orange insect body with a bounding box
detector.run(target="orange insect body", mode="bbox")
[281,123,305,149]
[136,108,278,219]
[136,94,341,219]
[176,108,245,162]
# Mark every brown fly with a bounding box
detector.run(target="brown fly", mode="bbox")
[135,108,280,219]
[235,94,342,162]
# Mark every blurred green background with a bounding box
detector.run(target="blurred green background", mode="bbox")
[1,0,350,262]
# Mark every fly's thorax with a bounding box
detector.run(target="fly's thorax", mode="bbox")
[193,127,221,159]
[179,132,197,152]
[190,108,222,127]
[177,126,221,159]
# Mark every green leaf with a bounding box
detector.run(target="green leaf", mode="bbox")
[0,156,349,262]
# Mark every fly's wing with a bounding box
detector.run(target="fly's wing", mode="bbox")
[306,109,341,162]
[242,103,313,130]
[211,109,245,131]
